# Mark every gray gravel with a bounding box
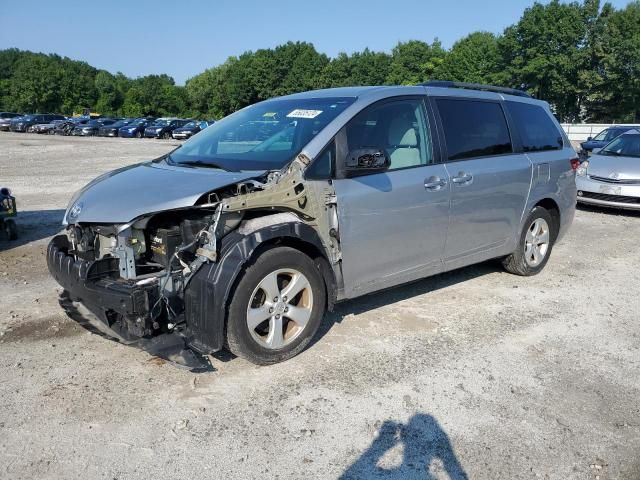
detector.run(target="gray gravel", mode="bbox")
[1,133,639,480]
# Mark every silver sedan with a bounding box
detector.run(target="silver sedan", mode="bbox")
[576,131,640,210]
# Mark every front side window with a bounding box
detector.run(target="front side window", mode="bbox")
[436,99,513,161]
[169,97,355,172]
[507,101,563,152]
[345,98,433,170]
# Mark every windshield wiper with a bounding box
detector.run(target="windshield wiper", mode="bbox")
[175,160,233,172]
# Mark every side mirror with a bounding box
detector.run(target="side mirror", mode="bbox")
[587,136,593,141]
[344,148,390,176]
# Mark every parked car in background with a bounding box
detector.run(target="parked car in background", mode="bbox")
[577,130,640,210]
[48,82,577,366]
[0,112,22,131]
[144,118,190,139]
[97,118,134,137]
[172,120,214,140]
[118,118,156,138]
[580,126,640,157]
[10,114,66,132]
[33,119,67,134]
[53,118,89,136]
[72,118,119,136]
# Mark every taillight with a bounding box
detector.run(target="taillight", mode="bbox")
[570,158,580,171]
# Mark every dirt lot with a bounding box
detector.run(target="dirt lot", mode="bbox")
[1,133,639,480]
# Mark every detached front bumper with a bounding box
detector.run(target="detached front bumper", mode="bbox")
[47,235,156,335]
[576,176,640,210]
[47,235,213,370]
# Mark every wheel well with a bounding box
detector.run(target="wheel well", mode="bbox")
[534,198,560,240]
[250,237,337,306]
[224,235,337,337]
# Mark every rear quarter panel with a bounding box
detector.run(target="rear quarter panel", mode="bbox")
[523,146,576,243]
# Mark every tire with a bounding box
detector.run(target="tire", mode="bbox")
[135,131,142,138]
[4,219,17,241]
[226,246,326,365]
[502,206,555,276]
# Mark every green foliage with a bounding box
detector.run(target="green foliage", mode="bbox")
[436,32,501,84]
[387,40,446,85]
[1,1,639,123]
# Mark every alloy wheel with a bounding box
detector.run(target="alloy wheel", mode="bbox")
[246,268,314,350]
[524,218,550,267]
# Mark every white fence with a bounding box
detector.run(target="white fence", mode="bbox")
[561,123,639,142]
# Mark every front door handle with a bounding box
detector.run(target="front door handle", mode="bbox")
[424,176,447,191]
[451,172,473,185]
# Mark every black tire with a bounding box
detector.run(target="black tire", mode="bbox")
[226,246,326,365]
[502,206,555,276]
[135,131,142,138]
[5,219,17,241]
[162,131,172,140]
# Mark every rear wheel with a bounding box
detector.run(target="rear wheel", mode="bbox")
[502,206,555,276]
[226,246,326,365]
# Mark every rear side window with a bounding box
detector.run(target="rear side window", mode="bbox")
[436,99,512,161]
[507,101,563,152]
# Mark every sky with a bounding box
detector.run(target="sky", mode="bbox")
[0,0,633,85]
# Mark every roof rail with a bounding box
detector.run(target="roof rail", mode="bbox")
[420,80,532,98]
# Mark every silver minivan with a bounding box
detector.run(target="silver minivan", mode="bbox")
[48,82,577,367]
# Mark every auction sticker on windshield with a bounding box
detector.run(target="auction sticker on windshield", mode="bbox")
[287,109,323,119]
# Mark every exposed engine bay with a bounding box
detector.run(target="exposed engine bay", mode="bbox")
[54,155,341,364]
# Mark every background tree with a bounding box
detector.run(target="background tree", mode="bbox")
[1,1,639,123]
[436,32,500,84]
[386,40,446,85]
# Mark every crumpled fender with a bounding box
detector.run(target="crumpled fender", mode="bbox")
[182,219,336,353]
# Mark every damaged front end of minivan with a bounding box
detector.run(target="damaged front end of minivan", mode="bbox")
[48,154,342,371]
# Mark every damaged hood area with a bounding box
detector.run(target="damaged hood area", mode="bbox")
[63,161,266,225]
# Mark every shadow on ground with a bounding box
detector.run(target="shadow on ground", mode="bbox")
[312,260,499,349]
[0,208,64,250]
[340,414,468,479]
[576,202,640,218]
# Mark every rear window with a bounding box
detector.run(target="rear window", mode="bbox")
[436,99,512,161]
[507,101,563,152]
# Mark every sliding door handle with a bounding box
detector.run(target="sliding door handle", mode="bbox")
[424,176,447,190]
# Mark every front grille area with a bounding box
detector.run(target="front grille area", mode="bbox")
[589,175,640,185]
[580,191,640,204]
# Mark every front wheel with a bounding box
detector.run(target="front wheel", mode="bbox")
[226,246,326,365]
[502,206,555,276]
[135,131,142,138]
[162,131,171,139]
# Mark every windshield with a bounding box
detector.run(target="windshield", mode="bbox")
[169,97,354,171]
[110,120,129,128]
[151,120,171,127]
[594,128,622,142]
[600,134,640,158]
[183,121,198,128]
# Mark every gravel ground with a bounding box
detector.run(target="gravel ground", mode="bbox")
[0,133,639,480]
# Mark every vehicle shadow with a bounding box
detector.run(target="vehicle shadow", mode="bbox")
[0,208,65,250]
[313,261,499,348]
[340,414,468,479]
[576,202,640,218]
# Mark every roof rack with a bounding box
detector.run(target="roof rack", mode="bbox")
[420,80,532,98]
